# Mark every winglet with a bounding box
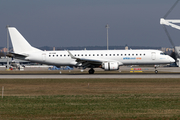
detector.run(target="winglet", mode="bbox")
[67,50,77,59]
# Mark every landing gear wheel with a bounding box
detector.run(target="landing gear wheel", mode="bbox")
[155,70,158,74]
[88,68,95,74]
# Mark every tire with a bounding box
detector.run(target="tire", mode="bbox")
[89,69,95,74]
[155,70,158,74]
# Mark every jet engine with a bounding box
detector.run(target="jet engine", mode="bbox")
[102,62,119,71]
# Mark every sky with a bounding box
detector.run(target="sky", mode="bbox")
[0,0,180,48]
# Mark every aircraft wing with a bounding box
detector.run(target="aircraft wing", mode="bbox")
[67,50,123,67]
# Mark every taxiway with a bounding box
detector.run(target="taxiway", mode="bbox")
[1,73,180,79]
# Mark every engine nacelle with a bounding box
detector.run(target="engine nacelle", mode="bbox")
[102,62,119,71]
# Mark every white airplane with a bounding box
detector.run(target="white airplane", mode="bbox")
[7,27,175,74]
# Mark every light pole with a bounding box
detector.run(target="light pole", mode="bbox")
[105,24,109,50]
[6,25,9,70]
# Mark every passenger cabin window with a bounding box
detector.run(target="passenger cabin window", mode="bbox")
[101,54,103,56]
[49,55,51,57]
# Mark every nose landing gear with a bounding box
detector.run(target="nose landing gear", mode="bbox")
[155,69,158,74]
[154,65,159,74]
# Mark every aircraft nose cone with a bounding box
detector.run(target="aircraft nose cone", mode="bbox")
[169,57,175,63]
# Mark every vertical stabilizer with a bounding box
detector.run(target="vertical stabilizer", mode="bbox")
[8,27,41,54]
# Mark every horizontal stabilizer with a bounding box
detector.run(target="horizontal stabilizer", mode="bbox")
[6,52,28,59]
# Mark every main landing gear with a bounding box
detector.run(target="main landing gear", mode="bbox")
[88,68,95,74]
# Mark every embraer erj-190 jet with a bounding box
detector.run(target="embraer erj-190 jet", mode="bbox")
[7,27,175,74]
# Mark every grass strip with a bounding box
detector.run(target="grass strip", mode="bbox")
[0,78,180,119]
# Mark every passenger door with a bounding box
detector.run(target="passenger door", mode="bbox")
[151,52,156,60]
[42,53,46,62]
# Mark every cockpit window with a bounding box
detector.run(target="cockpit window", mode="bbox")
[160,52,166,55]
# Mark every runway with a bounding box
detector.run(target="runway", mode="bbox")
[1,73,180,79]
